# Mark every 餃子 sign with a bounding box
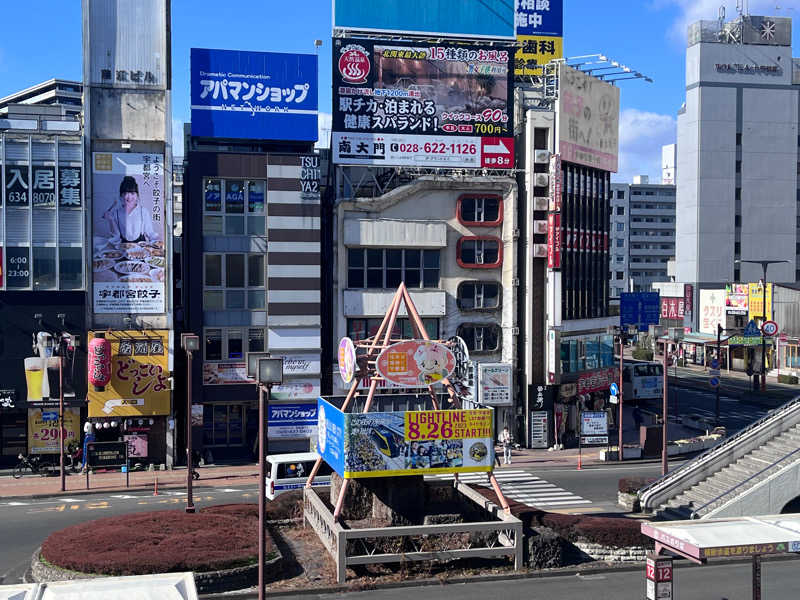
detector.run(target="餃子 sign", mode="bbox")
[333,37,514,169]
[375,340,455,387]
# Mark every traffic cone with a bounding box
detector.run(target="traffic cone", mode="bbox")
[153,473,159,496]
[577,452,582,471]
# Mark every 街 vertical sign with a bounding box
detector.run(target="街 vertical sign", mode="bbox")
[92,153,166,314]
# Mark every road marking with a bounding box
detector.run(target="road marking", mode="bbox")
[4,502,28,506]
[57,498,85,502]
[110,495,138,499]
[221,488,241,492]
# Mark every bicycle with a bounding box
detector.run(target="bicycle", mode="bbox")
[13,454,50,479]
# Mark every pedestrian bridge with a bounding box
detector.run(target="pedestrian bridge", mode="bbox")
[640,396,800,519]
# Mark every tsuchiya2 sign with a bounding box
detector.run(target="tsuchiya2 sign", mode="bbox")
[557,64,620,172]
[375,340,456,387]
[92,153,165,314]
[317,398,494,479]
[332,38,514,169]
[190,48,318,142]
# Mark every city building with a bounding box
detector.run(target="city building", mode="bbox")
[0,79,82,119]
[610,177,676,301]
[662,143,677,185]
[676,14,798,297]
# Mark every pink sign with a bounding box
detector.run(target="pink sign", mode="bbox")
[577,368,618,394]
[338,337,356,384]
[375,340,456,387]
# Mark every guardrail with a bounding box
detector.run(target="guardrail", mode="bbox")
[304,482,523,583]
[639,395,800,512]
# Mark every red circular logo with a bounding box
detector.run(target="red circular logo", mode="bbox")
[339,48,370,84]
[761,320,779,336]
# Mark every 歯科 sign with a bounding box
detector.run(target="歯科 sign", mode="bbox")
[375,340,456,387]
[317,398,494,478]
[332,37,514,169]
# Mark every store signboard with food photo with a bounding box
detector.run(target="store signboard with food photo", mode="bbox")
[92,152,166,314]
[87,330,170,417]
[316,398,493,478]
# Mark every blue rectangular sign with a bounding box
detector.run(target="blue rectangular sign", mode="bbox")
[620,292,661,332]
[190,48,318,142]
[268,402,318,440]
[333,0,516,39]
[515,0,563,37]
[317,398,346,477]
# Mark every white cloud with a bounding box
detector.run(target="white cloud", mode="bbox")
[316,112,332,149]
[657,0,793,43]
[614,108,676,183]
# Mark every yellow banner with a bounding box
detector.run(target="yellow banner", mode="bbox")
[404,409,493,442]
[88,330,171,417]
[515,35,563,76]
[28,407,80,454]
[748,283,773,321]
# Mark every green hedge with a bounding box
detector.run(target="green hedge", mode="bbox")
[632,346,653,361]
[778,374,798,385]
[618,476,656,495]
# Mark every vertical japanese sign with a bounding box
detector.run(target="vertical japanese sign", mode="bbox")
[549,154,562,211]
[332,38,514,169]
[31,167,56,207]
[748,283,773,321]
[557,64,620,172]
[547,212,561,269]
[92,153,165,314]
[59,166,82,207]
[699,289,726,334]
[683,284,694,325]
[514,1,563,76]
[5,165,29,205]
[87,330,170,417]
[660,297,685,320]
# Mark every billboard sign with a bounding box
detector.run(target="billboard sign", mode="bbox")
[92,153,165,314]
[333,0,516,39]
[332,38,514,169]
[725,283,749,310]
[268,403,318,440]
[28,407,80,454]
[547,212,561,269]
[699,290,726,334]
[338,337,356,384]
[88,0,168,89]
[557,64,620,172]
[620,292,661,331]
[190,48,318,142]
[478,363,512,406]
[87,330,170,418]
[580,410,608,445]
[515,36,563,77]
[748,282,773,321]
[317,398,494,478]
[661,297,686,320]
[515,0,564,37]
[375,340,456,387]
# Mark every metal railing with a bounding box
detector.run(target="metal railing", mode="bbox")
[304,483,523,583]
[639,395,800,511]
[690,443,800,519]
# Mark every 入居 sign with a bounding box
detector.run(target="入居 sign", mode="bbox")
[190,48,318,142]
[92,153,165,314]
[317,398,494,479]
[332,38,514,169]
[87,330,170,417]
[557,64,620,172]
[87,0,167,89]
[268,403,318,440]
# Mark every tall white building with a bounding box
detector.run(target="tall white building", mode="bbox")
[676,15,798,289]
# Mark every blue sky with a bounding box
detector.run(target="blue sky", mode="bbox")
[1,1,799,182]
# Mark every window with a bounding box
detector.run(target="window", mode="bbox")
[616,223,625,231]
[457,237,502,268]
[616,190,625,199]
[32,247,56,290]
[736,188,741,201]
[734,215,742,227]
[632,191,641,196]
[735,242,741,254]
[616,272,624,280]
[736,133,742,145]
[59,247,83,289]
[457,194,502,226]
[616,239,624,247]
[203,178,266,236]
[347,248,440,289]
[736,160,741,173]
[203,253,266,310]
[347,318,439,342]
[457,281,501,311]
[615,256,623,263]
[616,206,625,215]
[204,327,267,362]
[457,324,501,353]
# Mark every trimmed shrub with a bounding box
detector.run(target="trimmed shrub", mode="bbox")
[618,476,656,495]
[778,374,798,385]
[632,346,653,361]
[41,504,269,576]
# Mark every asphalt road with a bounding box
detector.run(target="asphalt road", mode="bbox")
[657,383,770,433]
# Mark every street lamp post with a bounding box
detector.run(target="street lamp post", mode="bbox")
[716,323,722,427]
[608,325,624,461]
[662,328,683,476]
[256,357,283,600]
[736,259,788,393]
[181,334,200,514]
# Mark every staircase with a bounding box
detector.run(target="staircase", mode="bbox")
[655,423,800,520]
[640,396,800,519]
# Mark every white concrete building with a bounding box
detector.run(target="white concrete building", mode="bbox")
[676,15,798,290]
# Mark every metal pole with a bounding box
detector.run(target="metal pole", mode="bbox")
[185,349,195,514]
[618,334,624,462]
[761,278,767,393]
[715,324,721,426]
[662,340,668,476]
[258,383,266,600]
[59,356,65,492]
[752,554,762,600]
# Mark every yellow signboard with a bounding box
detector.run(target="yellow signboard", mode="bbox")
[28,407,80,454]
[515,35,563,76]
[748,283,773,321]
[404,409,493,442]
[88,330,171,417]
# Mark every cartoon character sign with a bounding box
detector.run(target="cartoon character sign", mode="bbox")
[375,340,456,388]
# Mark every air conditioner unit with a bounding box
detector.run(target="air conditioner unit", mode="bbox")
[533,220,548,235]
[533,173,550,187]
[533,243,548,258]
[534,149,551,164]
[533,196,549,211]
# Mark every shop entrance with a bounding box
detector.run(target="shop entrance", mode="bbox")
[203,403,246,449]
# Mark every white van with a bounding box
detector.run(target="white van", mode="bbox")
[265,452,332,500]
[622,361,664,404]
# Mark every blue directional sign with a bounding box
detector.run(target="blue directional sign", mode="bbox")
[609,382,619,396]
[620,292,661,332]
[711,358,720,370]
[710,377,720,388]
[742,320,761,337]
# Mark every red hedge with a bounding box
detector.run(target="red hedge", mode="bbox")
[41,504,271,576]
